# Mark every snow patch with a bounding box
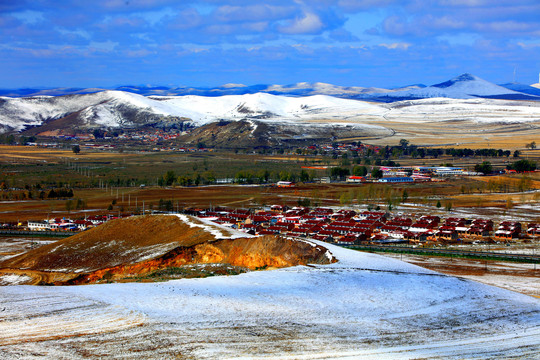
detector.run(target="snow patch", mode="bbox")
[174,214,253,239]
[0,274,32,285]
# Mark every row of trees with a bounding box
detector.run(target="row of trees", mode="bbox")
[330,166,384,180]
[157,169,318,186]
[473,159,537,175]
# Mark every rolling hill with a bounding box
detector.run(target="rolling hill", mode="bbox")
[0,214,333,285]
[1,73,539,147]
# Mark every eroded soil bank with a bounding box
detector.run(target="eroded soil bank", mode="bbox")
[0,215,335,285]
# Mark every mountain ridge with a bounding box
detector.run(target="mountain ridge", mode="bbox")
[2,73,537,101]
[1,74,540,146]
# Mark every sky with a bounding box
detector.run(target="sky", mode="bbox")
[1,0,540,89]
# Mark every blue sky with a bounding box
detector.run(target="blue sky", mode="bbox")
[1,0,540,89]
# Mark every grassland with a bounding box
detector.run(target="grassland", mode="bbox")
[0,141,538,223]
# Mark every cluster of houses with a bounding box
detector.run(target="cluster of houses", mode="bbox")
[26,214,131,232]
[22,206,540,246]
[187,205,540,246]
[346,166,479,184]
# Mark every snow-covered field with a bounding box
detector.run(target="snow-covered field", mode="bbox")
[1,241,540,359]
[385,97,540,123]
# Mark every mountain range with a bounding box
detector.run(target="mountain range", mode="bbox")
[1,73,540,146]
[2,73,540,101]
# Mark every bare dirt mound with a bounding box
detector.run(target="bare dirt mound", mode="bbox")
[0,215,334,285]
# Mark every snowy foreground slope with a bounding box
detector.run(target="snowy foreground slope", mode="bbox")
[1,242,540,359]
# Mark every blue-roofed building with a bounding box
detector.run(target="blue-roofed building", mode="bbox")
[378,177,414,183]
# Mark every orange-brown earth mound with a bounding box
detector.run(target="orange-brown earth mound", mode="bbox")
[0,215,334,285]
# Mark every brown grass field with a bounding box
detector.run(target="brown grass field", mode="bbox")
[0,136,538,223]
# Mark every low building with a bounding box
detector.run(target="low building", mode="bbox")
[276,181,295,188]
[377,177,414,183]
[346,176,366,183]
[27,220,51,231]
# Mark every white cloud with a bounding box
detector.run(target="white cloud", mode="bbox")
[279,12,324,34]
[517,42,540,49]
[89,40,118,52]
[379,42,411,50]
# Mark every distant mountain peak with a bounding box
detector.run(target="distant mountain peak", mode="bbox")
[432,73,481,88]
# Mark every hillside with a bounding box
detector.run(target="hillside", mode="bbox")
[0,215,334,285]
[0,91,389,138]
[363,73,539,102]
[0,74,534,100]
[1,240,539,358]
[1,73,539,147]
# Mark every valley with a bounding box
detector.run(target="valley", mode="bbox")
[0,73,539,359]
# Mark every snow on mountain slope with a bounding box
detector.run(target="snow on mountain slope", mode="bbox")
[385,97,540,123]
[0,91,391,134]
[499,83,540,96]
[1,241,540,358]
[365,73,536,101]
[3,74,539,102]
[151,92,387,125]
[0,90,172,132]
[264,82,391,96]
[2,87,540,135]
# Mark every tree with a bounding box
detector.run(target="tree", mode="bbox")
[399,139,409,148]
[513,150,520,158]
[526,141,537,150]
[330,167,350,180]
[474,161,492,175]
[47,189,57,198]
[72,145,80,154]
[76,198,86,210]
[401,189,409,203]
[163,170,176,186]
[436,200,441,208]
[299,169,310,183]
[371,167,383,179]
[297,198,311,207]
[508,159,537,172]
[352,165,368,177]
[65,199,73,213]
[93,129,105,139]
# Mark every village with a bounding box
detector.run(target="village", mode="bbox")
[12,203,540,248]
[186,206,540,245]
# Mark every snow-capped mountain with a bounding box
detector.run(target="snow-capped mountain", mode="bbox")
[2,74,538,102]
[0,91,388,135]
[0,91,188,133]
[500,83,540,97]
[0,82,395,99]
[1,73,540,146]
[359,73,540,102]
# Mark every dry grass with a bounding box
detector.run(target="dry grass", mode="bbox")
[0,145,134,163]
[0,215,215,272]
[358,120,540,149]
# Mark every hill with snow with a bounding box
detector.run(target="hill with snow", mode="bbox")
[0,91,391,140]
[1,238,539,358]
[1,73,540,146]
[499,82,540,97]
[360,73,540,102]
[4,73,538,102]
